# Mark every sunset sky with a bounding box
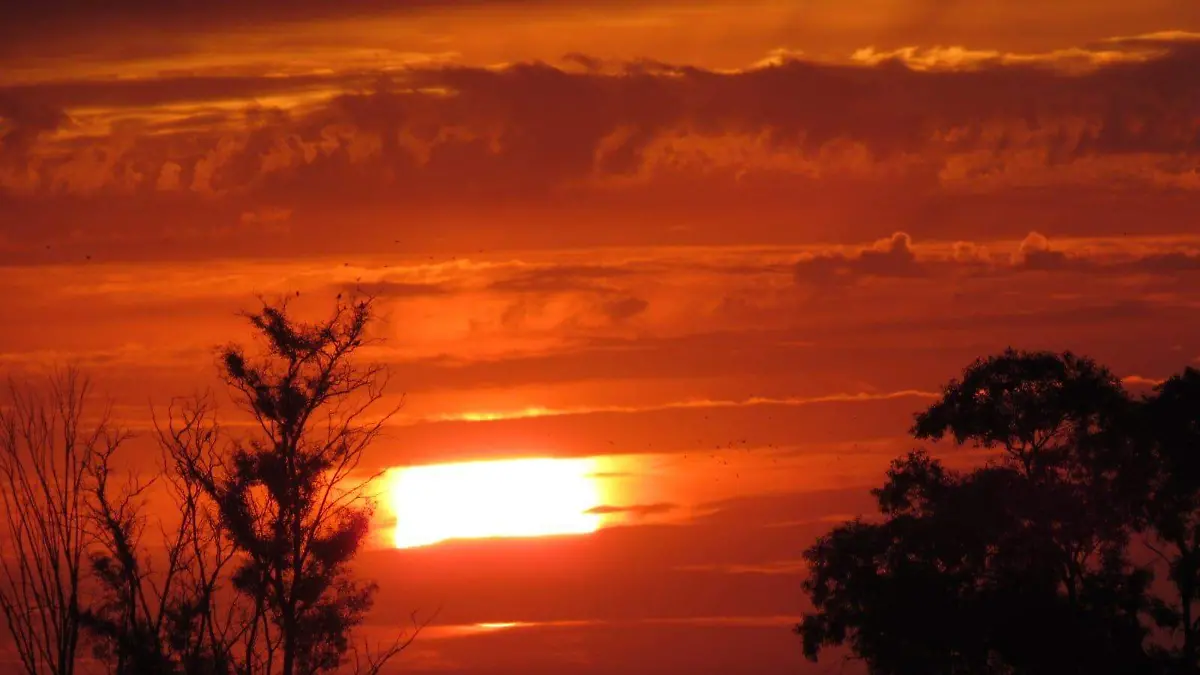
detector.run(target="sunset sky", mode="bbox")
[3,1,1200,673]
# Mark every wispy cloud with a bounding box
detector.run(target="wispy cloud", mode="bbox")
[416,614,802,640]
[586,502,677,518]
[674,560,808,575]
[1121,375,1166,387]
[419,390,939,424]
[793,231,1200,287]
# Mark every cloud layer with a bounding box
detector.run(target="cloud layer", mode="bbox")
[4,32,1200,261]
[7,33,1200,198]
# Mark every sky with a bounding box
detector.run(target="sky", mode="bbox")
[3,1,1200,673]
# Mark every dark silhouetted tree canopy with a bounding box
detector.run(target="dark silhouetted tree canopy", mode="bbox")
[206,297,395,675]
[797,349,1161,675]
[1139,368,1200,672]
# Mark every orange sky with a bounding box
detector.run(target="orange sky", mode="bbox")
[3,2,1200,673]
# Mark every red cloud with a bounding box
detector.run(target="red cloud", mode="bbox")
[793,231,1200,286]
[4,33,1200,260]
[4,34,1199,198]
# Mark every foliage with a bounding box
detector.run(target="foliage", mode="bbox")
[1139,368,1200,672]
[183,296,406,675]
[797,349,1163,675]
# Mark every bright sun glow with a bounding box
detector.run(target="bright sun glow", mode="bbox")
[389,457,603,548]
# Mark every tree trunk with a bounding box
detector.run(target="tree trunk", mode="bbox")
[1179,544,1198,675]
[282,639,295,675]
[1184,588,1196,674]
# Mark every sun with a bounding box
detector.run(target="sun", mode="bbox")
[388,457,604,548]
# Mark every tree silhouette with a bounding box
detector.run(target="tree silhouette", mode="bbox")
[0,297,418,675]
[1138,367,1200,673]
[82,397,239,675]
[797,350,1157,674]
[0,370,123,675]
[174,296,407,675]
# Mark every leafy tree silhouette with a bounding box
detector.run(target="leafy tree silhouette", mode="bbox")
[79,296,417,675]
[797,349,1157,675]
[1138,367,1200,673]
[181,296,408,675]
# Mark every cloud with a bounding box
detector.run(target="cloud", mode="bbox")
[586,502,677,517]
[341,280,451,298]
[5,33,1200,260]
[0,93,70,159]
[586,471,636,479]
[1129,251,1200,273]
[1014,231,1075,270]
[479,265,651,327]
[793,232,923,286]
[418,390,939,424]
[1,0,565,33]
[0,343,208,370]
[848,41,1173,73]
[1122,375,1166,388]
[4,31,1200,209]
[0,73,357,112]
[1010,234,1200,276]
[792,231,1200,287]
[600,296,649,322]
[239,206,292,228]
[674,560,808,575]
[761,513,868,528]
[951,241,991,263]
[488,265,638,294]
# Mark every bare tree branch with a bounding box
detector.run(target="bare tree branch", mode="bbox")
[0,368,113,675]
